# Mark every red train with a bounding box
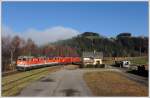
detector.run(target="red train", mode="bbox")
[16,56,81,71]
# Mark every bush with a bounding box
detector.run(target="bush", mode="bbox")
[114,61,122,67]
[86,64,95,68]
[79,64,84,68]
[95,64,105,68]
[138,65,145,72]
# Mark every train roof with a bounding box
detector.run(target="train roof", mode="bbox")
[18,56,34,59]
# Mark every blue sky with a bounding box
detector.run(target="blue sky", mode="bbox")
[2,2,148,40]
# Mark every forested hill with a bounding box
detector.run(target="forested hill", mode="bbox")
[51,32,148,57]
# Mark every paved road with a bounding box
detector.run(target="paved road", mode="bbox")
[18,65,148,96]
[18,68,92,96]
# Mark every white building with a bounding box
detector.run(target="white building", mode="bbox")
[82,51,103,66]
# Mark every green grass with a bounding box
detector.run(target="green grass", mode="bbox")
[103,57,148,65]
[129,57,148,65]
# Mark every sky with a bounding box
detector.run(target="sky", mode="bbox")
[2,2,148,45]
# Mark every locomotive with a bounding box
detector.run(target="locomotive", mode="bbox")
[16,56,81,71]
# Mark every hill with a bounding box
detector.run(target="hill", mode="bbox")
[51,32,148,57]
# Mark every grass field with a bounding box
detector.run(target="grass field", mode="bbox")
[2,66,62,96]
[103,56,148,65]
[129,57,148,65]
[84,71,148,96]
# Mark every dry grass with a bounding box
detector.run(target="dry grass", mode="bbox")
[103,59,114,65]
[64,65,79,70]
[84,71,148,96]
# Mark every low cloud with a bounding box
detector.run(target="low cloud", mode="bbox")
[2,26,80,45]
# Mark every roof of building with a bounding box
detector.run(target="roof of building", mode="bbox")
[82,51,103,59]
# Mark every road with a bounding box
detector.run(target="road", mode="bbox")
[18,67,92,96]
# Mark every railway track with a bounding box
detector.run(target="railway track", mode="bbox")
[2,66,62,96]
[2,70,20,77]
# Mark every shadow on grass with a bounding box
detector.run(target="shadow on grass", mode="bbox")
[127,70,148,77]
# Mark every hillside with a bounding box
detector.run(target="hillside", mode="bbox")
[51,32,148,57]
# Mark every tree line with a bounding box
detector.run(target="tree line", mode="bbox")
[2,35,79,72]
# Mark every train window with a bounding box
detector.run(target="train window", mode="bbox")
[18,59,22,61]
[23,58,26,61]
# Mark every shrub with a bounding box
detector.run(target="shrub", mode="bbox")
[86,64,95,68]
[79,64,84,68]
[95,64,105,68]
[138,65,145,72]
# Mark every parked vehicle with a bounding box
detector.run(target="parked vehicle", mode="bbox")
[115,60,130,68]
[122,61,130,68]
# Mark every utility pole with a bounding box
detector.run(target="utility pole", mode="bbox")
[139,38,142,56]
[86,36,96,54]
[92,38,96,54]
[139,36,144,57]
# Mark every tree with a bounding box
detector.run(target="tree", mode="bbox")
[117,32,131,38]
[25,38,37,56]
[10,36,23,70]
[2,36,12,71]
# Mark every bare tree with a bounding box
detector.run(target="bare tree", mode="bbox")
[9,36,22,70]
[25,38,36,56]
[2,36,12,71]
